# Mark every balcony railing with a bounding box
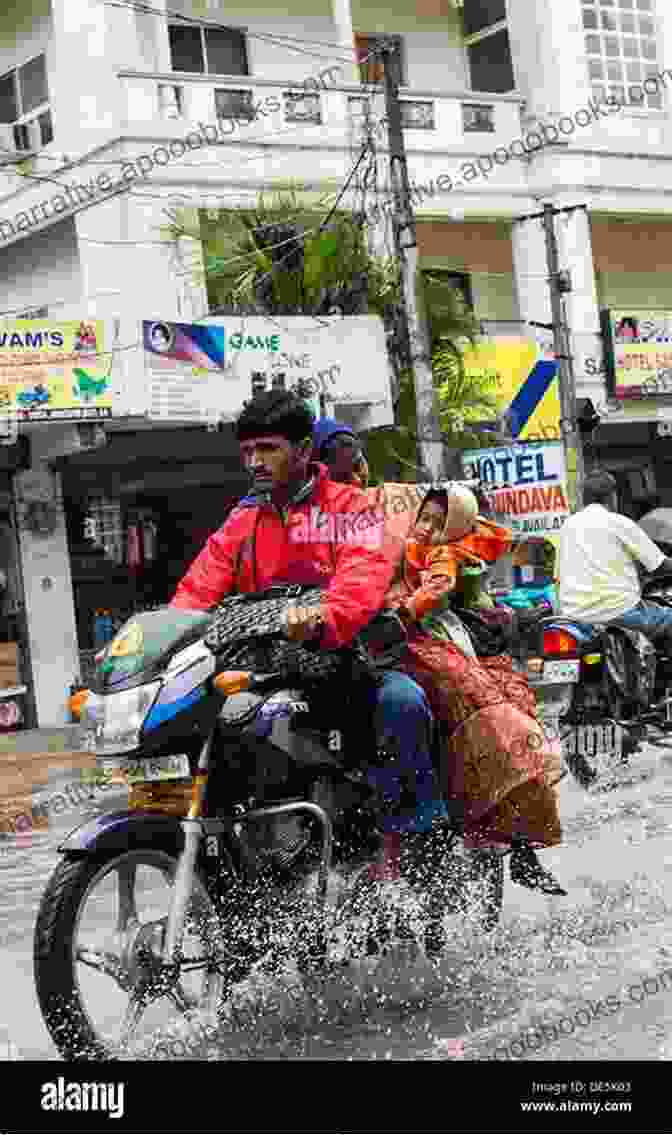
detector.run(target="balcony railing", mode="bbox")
[118,69,524,153]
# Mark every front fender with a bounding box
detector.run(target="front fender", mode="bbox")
[58,810,185,858]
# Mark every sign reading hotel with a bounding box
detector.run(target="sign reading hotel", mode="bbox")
[0,321,110,420]
[142,316,393,428]
[462,440,570,534]
[608,308,672,399]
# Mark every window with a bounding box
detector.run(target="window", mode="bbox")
[462,0,514,93]
[582,0,662,108]
[0,54,52,152]
[214,89,255,122]
[354,34,405,85]
[462,102,495,131]
[462,0,507,38]
[400,100,435,128]
[283,91,322,124]
[466,28,515,92]
[168,25,248,76]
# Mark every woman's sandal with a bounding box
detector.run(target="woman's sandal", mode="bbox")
[509,839,567,896]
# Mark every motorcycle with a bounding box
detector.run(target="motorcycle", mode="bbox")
[512,570,672,789]
[34,589,504,1061]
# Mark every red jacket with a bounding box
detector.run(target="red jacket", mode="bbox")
[170,463,393,649]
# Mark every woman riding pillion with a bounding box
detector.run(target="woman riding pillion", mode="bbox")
[388,484,566,895]
[314,418,565,897]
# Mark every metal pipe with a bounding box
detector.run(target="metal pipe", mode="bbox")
[241,801,333,902]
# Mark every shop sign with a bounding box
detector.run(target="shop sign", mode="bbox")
[462,440,570,534]
[142,316,393,428]
[0,321,111,421]
[607,309,672,399]
[459,336,560,441]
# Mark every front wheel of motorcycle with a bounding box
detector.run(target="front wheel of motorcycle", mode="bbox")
[34,849,225,1062]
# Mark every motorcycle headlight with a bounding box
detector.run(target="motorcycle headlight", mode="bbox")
[82,682,161,756]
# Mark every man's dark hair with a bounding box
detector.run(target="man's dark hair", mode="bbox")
[583,469,618,506]
[234,389,315,444]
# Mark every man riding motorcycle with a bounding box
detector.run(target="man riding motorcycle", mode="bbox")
[170,389,446,885]
[558,469,672,644]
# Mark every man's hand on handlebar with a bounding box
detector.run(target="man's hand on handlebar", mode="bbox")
[284,603,326,644]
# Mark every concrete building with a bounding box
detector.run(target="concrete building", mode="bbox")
[1,0,672,722]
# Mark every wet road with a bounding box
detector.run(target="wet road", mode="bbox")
[2,744,672,1062]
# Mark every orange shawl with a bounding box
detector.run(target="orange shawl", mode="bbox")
[401,518,513,621]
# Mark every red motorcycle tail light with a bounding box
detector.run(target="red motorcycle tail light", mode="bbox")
[542,628,579,655]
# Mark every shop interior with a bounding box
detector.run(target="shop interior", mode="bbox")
[58,425,247,684]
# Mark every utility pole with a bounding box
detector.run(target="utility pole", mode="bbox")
[381,39,445,481]
[516,202,586,510]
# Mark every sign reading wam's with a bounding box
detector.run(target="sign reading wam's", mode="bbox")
[460,336,560,441]
[0,320,110,420]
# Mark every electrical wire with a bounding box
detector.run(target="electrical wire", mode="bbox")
[102,0,382,66]
[0,142,379,325]
[0,9,386,213]
[215,141,370,308]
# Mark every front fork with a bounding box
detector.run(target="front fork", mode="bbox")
[162,728,335,968]
[162,728,214,965]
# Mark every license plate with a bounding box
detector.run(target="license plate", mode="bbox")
[565,722,623,760]
[125,754,191,785]
[542,659,580,683]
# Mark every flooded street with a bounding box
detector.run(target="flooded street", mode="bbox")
[3,743,672,1062]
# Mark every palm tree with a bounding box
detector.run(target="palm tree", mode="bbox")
[162,191,498,480]
[163,188,397,319]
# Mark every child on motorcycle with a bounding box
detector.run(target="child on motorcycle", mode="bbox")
[389,485,566,896]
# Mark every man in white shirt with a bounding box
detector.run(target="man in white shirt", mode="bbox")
[558,469,672,641]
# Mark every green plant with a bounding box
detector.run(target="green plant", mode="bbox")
[163,188,400,318]
[162,192,495,480]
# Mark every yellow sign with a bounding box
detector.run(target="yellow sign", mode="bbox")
[460,337,561,442]
[0,320,111,420]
